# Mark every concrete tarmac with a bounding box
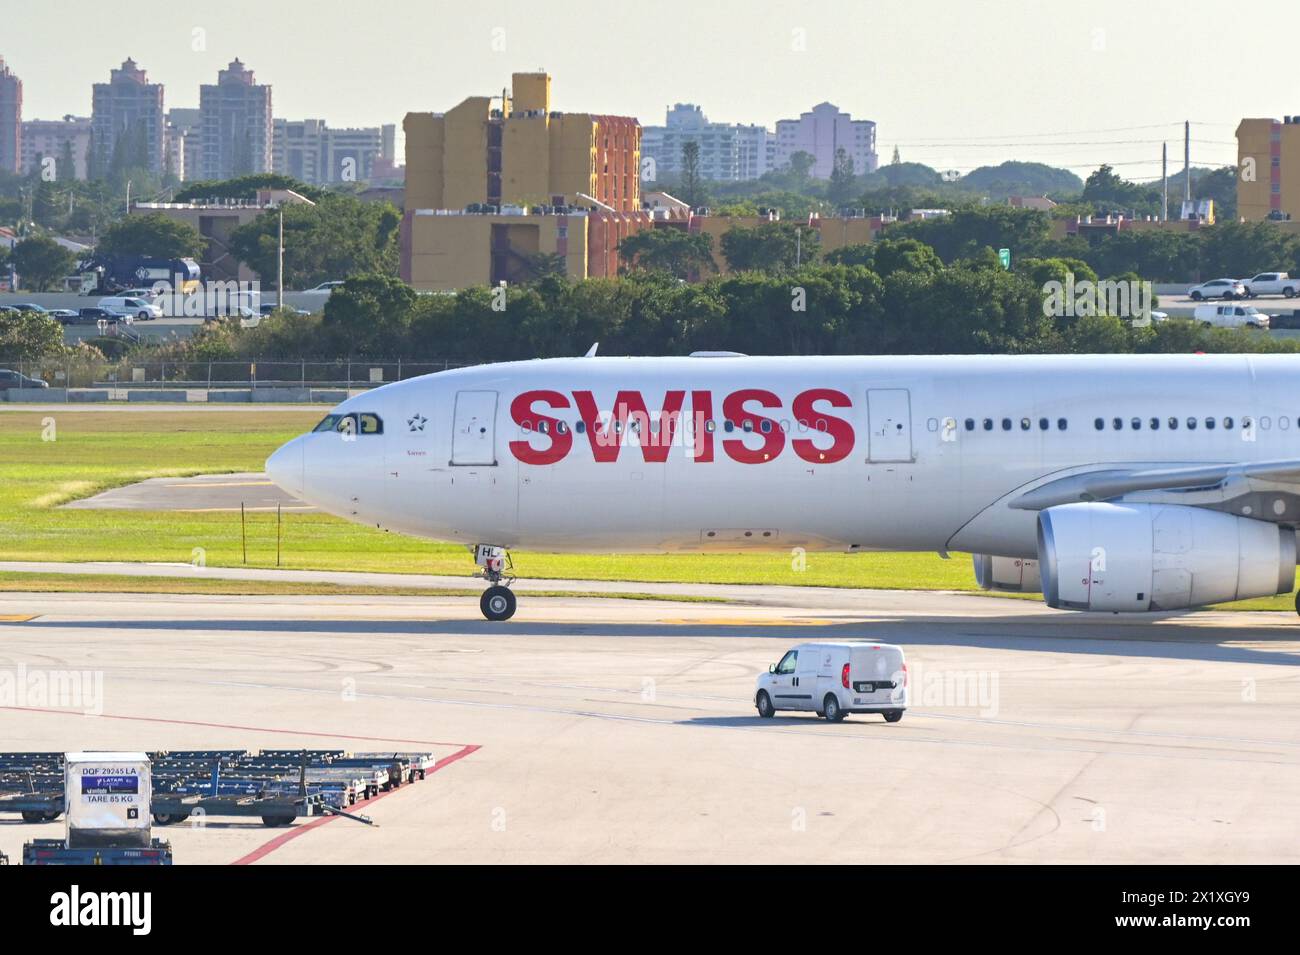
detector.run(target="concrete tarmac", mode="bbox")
[1,588,1298,865]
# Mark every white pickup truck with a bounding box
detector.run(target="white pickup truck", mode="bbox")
[1243,272,1299,298]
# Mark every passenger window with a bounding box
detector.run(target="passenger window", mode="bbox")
[1131,418,1141,430]
[1094,418,1104,431]
[964,418,975,431]
[1001,418,1012,431]
[982,418,993,431]
[1168,417,1178,430]
[1149,417,1160,431]
[775,651,797,675]
[1112,418,1122,431]
[1187,417,1197,430]
[1205,417,1215,430]
[704,420,715,433]
[742,419,754,433]
[723,420,734,433]
[576,421,587,434]
[1223,417,1234,429]
[759,419,772,434]
[1038,417,1048,431]
[556,420,569,435]
[358,414,382,435]
[1057,418,1067,431]
[1020,417,1031,431]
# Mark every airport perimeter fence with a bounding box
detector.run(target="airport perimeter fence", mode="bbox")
[0,358,472,390]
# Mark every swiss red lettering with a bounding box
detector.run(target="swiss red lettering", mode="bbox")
[691,390,714,462]
[572,390,686,463]
[509,390,572,465]
[791,389,855,464]
[722,389,785,464]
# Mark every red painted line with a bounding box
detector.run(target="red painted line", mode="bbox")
[0,706,466,748]
[231,744,481,865]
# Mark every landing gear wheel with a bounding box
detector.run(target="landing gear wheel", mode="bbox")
[481,585,517,621]
[883,710,904,723]
[261,815,294,827]
[1294,590,1300,616]
[756,690,775,718]
[823,694,845,722]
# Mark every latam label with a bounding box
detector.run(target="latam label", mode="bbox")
[509,388,856,466]
[80,773,139,795]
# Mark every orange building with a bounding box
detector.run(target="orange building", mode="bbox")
[402,73,645,289]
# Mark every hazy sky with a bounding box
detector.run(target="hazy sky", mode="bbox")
[6,0,1296,179]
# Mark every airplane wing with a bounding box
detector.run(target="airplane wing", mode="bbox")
[1008,458,1300,522]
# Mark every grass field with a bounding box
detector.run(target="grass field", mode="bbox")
[0,408,1296,610]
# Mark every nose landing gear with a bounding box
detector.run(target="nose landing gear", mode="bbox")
[474,544,517,621]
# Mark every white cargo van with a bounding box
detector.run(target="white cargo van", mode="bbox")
[1193,303,1270,329]
[98,295,161,321]
[755,642,908,722]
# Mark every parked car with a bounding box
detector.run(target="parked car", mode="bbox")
[755,642,908,723]
[259,303,311,317]
[47,308,80,324]
[1193,303,1271,329]
[304,280,345,293]
[1188,278,1247,301]
[0,369,49,390]
[9,302,48,313]
[118,286,163,301]
[75,307,121,326]
[1243,272,1299,298]
[97,296,161,321]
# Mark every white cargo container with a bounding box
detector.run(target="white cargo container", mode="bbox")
[64,752,152,849]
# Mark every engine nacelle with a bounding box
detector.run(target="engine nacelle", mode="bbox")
[973,554,1041,593]
[1037,502,1296,612]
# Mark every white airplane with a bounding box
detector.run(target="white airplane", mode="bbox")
[265,352,1300,620]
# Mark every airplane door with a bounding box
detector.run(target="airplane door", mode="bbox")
[451,391,498,466]
[867,389,913,462]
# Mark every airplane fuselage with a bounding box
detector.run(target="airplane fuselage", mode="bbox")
[266,354,1300,561]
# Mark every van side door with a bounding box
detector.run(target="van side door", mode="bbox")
[768,650,801,710]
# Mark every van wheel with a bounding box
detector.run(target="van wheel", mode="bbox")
[1191,291,1203,301]
[823,694,845,722]
[755,690,774,718]
[883,711,904,723]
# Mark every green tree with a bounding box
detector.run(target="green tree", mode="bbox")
[0,308,67,359]
[679,141,704,209]
[11,236,76,291]
[320,273,417,357]
[720,221,818,273]
[618,228,716,280]
[1197,220,1299,279]
[228,195,401,287]
[174,174,325,204]
[827,148,857,208]
[96,213,206,259]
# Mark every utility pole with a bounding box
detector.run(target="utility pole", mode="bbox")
[277,206,284,309]
[1183,120,1191,204]
[125,179,132,216]
[1161,143,1169,222]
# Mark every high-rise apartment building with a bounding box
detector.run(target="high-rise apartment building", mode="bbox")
[0,56,23,174]
[91,58,165,176]
[198,59,272,180]
[273,119,389,184]
[21,115,91,179]
[774,102,877,179]
[640,104,774,183]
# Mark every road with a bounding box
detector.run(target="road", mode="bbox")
[1,586,1297,864]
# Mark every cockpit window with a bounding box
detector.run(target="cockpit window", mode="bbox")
[313,412,383,435]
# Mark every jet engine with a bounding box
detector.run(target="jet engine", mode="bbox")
[973,554,1041,593]
[1037,502,1296,612]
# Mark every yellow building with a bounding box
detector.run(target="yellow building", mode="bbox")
[404,72,639,214]
[402,73,644,289]
[1237,117,1300,221]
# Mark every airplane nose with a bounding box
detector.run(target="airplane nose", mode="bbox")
[265,437,304,498]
